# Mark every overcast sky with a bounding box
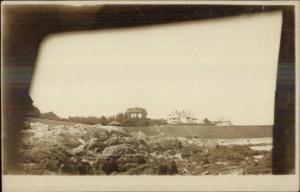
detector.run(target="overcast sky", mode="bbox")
[30,11,282,125]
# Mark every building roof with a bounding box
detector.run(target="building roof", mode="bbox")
[126,107,147,113]
[109,120,121,126]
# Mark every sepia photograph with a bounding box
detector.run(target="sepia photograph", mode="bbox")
[1,0,299,191]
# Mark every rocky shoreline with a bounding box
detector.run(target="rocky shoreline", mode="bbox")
[18,122,272,175]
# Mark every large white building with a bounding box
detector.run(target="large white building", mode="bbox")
[167,110,198,124]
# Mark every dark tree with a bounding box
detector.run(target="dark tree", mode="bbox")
[202,118,215,126]
[40,112,60,120]
[99,116,108,125]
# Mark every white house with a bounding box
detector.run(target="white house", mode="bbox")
[167,110,198,124]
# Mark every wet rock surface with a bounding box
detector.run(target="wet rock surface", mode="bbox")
[18,121,272,175]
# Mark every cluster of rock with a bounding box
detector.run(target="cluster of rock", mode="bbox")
[18,122,271,175]
[19,123,180,175]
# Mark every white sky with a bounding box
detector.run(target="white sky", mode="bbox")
[30,11,282,125]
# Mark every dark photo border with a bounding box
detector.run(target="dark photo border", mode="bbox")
[2,3,295,175]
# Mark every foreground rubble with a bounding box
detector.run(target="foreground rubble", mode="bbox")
[18,122,272,175]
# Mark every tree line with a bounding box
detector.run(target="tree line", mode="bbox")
[30,106,221,127]
[38,111,166,127]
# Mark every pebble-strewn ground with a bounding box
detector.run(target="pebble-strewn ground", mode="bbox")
[17,122,272,175]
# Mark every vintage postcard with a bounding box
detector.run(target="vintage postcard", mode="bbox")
[1,0,299,191]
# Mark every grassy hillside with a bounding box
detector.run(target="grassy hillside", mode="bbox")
[125,125,273,139]
[26,118,78,126]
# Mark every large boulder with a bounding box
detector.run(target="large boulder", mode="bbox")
[61,158,94,175]
[57,134,82,148]
[92,128,110,141]
[29,122,48,130]
[111,129,130,137]
[19,163,41,174]
[21,144,69,164]
[98,156,118,174]
[94,125,129,137]
[154,158,178,175]
[202,141,218,149]
[124,135,149,152]
[148,142,162,153]
[101,144,135,158]
[104,136,126,146]
[130,131,148,142]
[40,158,61,173]
[157,137,182,149]
[85,137,107,152]
[117,154,146,164]
[122,164,155,175]
[117,163,139,172]
[70,144,85,155]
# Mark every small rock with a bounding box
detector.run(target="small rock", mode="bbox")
[101,144,134,158]
[155,159,178,175]
[99,156,118,174]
